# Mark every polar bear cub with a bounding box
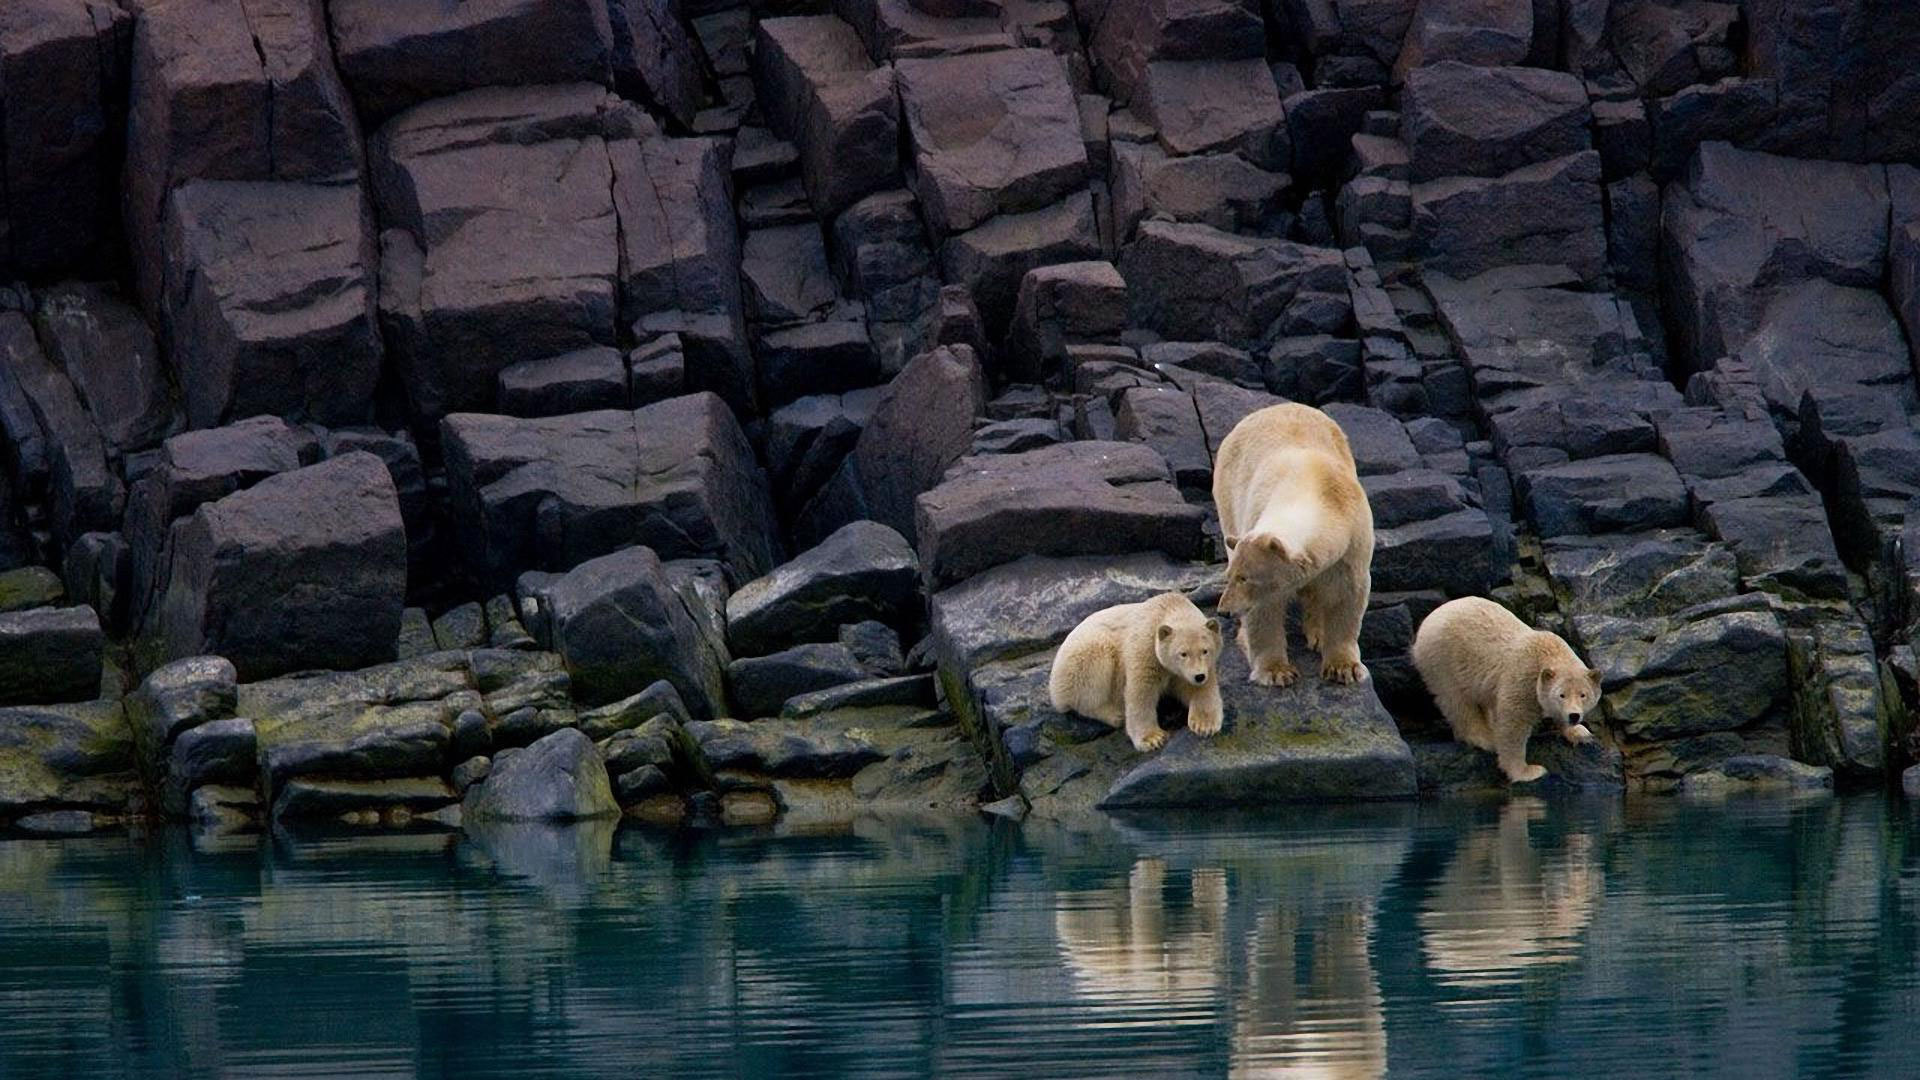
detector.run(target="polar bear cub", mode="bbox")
[1412,596,1602,783]
[1212,403,1374,686]
[1048,592,1224,751]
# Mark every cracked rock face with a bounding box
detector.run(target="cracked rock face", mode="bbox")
[7,0,1920,829]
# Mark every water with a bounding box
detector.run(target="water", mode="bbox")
[3,794,1919,1079]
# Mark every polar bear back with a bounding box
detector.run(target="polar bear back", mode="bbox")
[1411,597,1579,705]
[1212,402,1368,555]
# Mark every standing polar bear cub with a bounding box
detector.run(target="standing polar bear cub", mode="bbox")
[1412,596,1602,783]
[1212,403,1373,686]
[1049,592,1224,751]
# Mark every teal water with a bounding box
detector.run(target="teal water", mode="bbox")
[3,794,1918,1079]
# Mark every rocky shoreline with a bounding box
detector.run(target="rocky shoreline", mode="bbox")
[2,0,1918,834]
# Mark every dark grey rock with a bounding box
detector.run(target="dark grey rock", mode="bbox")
[0,606,102,707]
[1120,220,1351,345]
[1135,59,1286,168]
[330,0,613,122]
[1401,62,1590,183]
[1519,453,1688,537]
[687,718,884,778]
[728,643,871,717]
[497,347,628,418]
[1412,151,1606,283]
[463,728,617,821]
[939,193,1103,334]
[127,654,238,762]
[897,48,1087,235]
[442,393,778,590]
[162,180,381,429]
[929,552,1217,672]
[915,441,1209,588]
[142,453,405,681]
[31,283,173,457]
[530,546,726,716]
[756,320,880,408]
[726,521,921,656]
[162,717,257,815]
[753,16,900,218]
[796,345,985,547]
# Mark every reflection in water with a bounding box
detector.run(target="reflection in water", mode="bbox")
[2,797,1920,1077]
[1419,799,1603,993]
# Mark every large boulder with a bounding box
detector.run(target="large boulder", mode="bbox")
[121,0,361,312]
[1412,151,1606,282]
[1087,0,1264,103]
[607,0,707,130]
[31,284,174,456]
[795,345,985,546]
[915,441,1209,588]
[161,180,383,429]
[1395,0,1533,73]
[609,133,752,409]
[442,393,778,590]
[121,417,320,632]
[753,16,899,218]
[371,85,633,424]
[142,452,406,680]
[938,192,1103,334]
[0,314,121,547]
[896,49,1089,235]
[0,606,102,706]
[1661,141,1889,368]
[725,521,922,656]
[524,545,727,716]
[929,551,1218,672]
[1119,221,1351,344]
[328,0,615,123]
[0,699,136,825]
[0,0,131,279]
[463,727,618,821]
[1097,643,1418,807]
[1401,62,1590,183]
[1134,59,1287,168]
[1518,453,1689,537]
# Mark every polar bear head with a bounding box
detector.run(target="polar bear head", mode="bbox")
[1216,533,1316,615]
[1156,613,1222,687]
[1536,665,1602,727]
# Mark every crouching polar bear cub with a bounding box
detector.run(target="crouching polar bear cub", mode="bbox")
[1412,596,1602,783]
[1048,592,1223,751]
[1212,403,1373,686]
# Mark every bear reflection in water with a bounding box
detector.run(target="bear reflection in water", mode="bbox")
[1053,857,1388,1078]
[1419,800,1604,989]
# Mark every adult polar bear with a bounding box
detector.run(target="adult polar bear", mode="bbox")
[1213,403,1373,686]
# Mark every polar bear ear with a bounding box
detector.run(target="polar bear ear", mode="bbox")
[1537,667,1556,689]
[1204,618,1220,636]
[1157,623,1173,641]
[1585,667,1602,685]
[1223,532,1240,551]
[1259,535,1287,558]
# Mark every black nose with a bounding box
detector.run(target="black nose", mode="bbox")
[1193,673,1206,684]
[1567,711,1581,723]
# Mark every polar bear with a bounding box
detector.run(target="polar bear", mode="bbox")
[1048,591,1223,751]
[1212,403,1374,686]
[1412,596,1602,783]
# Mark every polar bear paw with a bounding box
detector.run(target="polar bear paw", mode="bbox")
[1320,658,1367,685]
[1131,726,1168,752]
[1250,659,1299,687]
[1188,700,1223,737]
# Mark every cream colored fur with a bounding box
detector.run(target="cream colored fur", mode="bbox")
[1212,403,1374,686]
[1048,591,1223,751]
[1411,597,1602,783]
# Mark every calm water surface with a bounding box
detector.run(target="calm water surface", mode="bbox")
[4,794,1919,1079]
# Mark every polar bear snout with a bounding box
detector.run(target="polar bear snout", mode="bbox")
[1192,672,1207,685]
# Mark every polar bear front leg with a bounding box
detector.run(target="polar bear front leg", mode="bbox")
[1239,596,1298,686]
[1174,677,1224,737]
[1303,562,1368,684]
[1493,711,1546,783]
[1124,677,1169,751]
